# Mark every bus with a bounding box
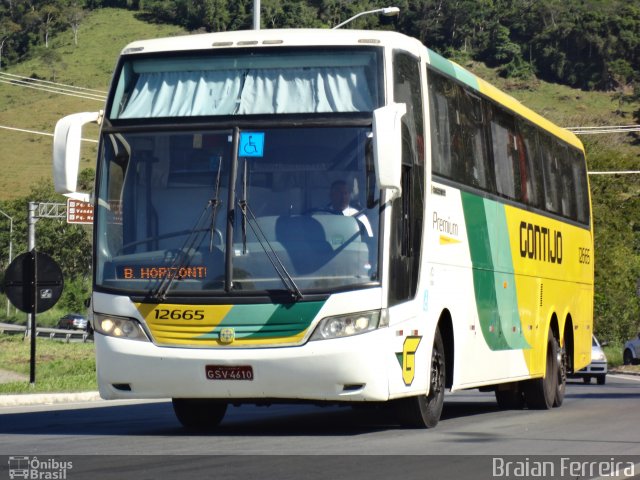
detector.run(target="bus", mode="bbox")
[52,28,593,429]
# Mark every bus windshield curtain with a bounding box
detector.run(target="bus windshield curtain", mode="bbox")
[118,67,374,118]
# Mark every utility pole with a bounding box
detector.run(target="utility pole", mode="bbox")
[253,0,260,30]
[0,207,13,317]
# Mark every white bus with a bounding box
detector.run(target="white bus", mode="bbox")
[53,28,593,429]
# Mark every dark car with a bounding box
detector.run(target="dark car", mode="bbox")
[57,313,88,331]
[623,333,640,365]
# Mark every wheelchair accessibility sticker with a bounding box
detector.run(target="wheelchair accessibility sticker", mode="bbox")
[239,132,265,157]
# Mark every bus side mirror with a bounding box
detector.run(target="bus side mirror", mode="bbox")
[53,111,102,201]
[373,103,406,201]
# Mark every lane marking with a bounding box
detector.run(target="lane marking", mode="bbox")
[608,373,640,382]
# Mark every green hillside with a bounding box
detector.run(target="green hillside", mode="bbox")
[0,8,185,198]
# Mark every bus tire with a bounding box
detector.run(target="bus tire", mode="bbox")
[523,329,558,410]
[394,328,445,428]
[172,398,227,430]
[553,336,566,408]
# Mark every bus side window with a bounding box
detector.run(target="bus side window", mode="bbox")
[390,51,425,305]
[539,133,562,214]
[457,88,492,191]
[517,120,544,210]
[428,70,456,180]
[570,149,590,225]
[489,105,521,201]
[556,143,578,219]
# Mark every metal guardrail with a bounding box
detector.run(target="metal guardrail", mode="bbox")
[0,322,93,343]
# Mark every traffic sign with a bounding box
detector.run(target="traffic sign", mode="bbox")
[2,251,64,314]
[67,198,94,224]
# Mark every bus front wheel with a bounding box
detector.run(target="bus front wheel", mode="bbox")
[172,398,228,430]
[394,328,446,428]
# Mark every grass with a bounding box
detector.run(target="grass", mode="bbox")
[0,334,96,394]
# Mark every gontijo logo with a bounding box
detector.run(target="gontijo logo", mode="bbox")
[519,220,563,264]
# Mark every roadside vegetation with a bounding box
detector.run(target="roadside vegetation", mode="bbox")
[0,334,96,393]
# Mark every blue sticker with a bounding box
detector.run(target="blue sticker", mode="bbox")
[423,290,429,311]
[239,132,265,157]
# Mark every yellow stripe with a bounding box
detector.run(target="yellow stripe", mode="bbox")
[439,235,461,245]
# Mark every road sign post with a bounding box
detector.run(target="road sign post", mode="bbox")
[3,250,64,384]
[1,201,65,385]
[28,202,36,383]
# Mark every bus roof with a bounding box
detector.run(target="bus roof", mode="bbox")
[120,28,583,152]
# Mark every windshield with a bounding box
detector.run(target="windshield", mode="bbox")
[95,126,380,297]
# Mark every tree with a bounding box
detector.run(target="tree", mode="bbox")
[0,17,20,69]
[40,4,60,48]
[200,0,231,32]
[63,1,85,46]
[37,45,65,81]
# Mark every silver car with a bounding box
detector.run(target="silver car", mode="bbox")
[573,335,607,385]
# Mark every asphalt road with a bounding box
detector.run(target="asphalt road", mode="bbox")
[1,375,639,479]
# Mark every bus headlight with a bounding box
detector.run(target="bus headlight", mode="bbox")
[310,310,383,341]
[94,313,149,341]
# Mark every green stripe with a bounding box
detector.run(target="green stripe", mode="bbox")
[461,192,529,351]
[428,49,479,90]
[198,301,325,340]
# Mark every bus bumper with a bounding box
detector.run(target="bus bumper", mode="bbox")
[95,330,391,402]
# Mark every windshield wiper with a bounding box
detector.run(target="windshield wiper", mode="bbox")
[237,198,303,302]
[209,156,223,252]
[149,203,214,302]
[151,158,224,302]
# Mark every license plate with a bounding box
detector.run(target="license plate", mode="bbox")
[205,365,254,381]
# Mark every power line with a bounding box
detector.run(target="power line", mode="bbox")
[588,170,640,175]
[566,125,640,135]
[0,71,107,94]
[0,77,105,102]
[0,124,98,143]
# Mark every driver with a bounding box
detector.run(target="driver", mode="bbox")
[329,180,373,237]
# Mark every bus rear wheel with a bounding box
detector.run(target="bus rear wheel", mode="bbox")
[553,336,566,407]
[394,328,446,428]
[172,398,228,430]
[523,329,558,410]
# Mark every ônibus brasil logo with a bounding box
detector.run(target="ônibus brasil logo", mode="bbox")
[7,456,72,479]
